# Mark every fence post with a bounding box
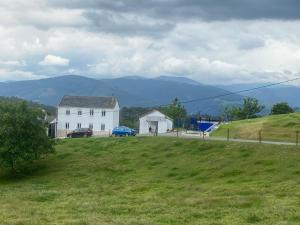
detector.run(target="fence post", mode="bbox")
[227,128,230,141]
[259,130,262,144]
[203,131,205,140]
[296,131,299,146]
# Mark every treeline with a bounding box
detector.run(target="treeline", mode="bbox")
[0,96,56,116]
[121,97,297,128]
[223,97,295,121]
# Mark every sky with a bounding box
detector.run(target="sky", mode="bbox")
[1,0,300,84]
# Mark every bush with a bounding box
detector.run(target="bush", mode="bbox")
[270,102,294,115]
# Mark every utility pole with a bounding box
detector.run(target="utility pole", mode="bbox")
[227,128,230,141]
[176,118,179,137]
[259,130,262,144]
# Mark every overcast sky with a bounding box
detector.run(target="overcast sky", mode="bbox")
[1,0,300,84]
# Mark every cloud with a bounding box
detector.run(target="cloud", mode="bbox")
[39,54,70,66]
[1,1,300,85]
[0,68,46,81]
[82,10,175,37]
[50,0,300,21]
[0,60,26,66]
[238,36,266,50]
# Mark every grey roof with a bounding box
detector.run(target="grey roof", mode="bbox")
[59,95,118,109]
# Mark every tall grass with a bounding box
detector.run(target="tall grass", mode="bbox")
[212,112,300,142]
[0,137,299,225]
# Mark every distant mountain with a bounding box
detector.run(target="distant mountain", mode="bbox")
[155,76,201,85]
[218,83,300,108]
[0,75,243,115]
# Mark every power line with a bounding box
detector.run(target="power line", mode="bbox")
[159,77,300,107]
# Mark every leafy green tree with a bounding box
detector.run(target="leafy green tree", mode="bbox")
[223,105,243,121]
[223,97,264,120]
[270,102,294,115]
[161,98,187,127]
[0,101,54,174]
[120,107,150,129]
[242,97,264,119]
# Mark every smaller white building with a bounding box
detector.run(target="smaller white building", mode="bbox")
[139,110,173,134]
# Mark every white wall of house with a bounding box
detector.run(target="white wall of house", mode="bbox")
[139,110,173,134]
[57,103,119,137]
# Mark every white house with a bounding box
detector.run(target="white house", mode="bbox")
[56,95,119,137]
[139,110,173,134]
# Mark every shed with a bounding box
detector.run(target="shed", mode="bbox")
[139,110,173,134]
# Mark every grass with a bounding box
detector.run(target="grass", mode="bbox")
[212,112,300,142]
[0,137,299,224]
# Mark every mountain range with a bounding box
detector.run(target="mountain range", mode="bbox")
[1,75,299,115]
[0,75,242,115]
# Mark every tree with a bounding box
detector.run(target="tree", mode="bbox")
[223,97,264,121]
[270,102,294,115]
[242,97,264,119]
[120,107,150,129]
[161,98,187,128]
[0,101,54,174]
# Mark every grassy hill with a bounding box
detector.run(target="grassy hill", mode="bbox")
[212,113,300,142]
[0,137,299,225]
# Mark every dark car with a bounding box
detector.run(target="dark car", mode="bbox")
[112,126,136,137]
[67,128,93,138]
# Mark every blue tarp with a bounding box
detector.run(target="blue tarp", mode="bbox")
[198,122,215,132]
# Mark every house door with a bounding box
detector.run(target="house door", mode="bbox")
[148,121,158,134]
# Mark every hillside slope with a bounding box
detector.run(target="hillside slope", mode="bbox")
[0,137,299,225]
[212,113,300,142]
[0,75,243,114]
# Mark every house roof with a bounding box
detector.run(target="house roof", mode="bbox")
[59,95,118,109]
[139,109,173,121]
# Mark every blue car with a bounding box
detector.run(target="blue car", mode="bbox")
[112,126,136,137]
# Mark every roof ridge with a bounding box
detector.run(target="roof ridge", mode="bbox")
[59,95,117,109]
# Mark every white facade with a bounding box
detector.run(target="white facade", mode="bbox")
[139,110,173,134]
[56,97,119,137]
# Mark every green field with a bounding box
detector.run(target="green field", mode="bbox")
[212,113,300,142]
[0,137,300,225]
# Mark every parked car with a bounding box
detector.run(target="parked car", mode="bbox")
[112,126,136,137]
[67,128,93,138]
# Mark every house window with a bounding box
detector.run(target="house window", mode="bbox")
[77,123,81,129]
[89,123,93,130]
[102,110,106,117]
[90,109,94,116]
[78,110,82,116]
[65,123,70,129]
[101,123,105,131]
[66,110,70,115]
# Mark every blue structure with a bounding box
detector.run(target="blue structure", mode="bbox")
[190,117,217,132]
[197,121,216,132]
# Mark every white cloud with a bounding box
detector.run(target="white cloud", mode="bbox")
[39,54,70,66]
[0,60,26,66]
[0,68,46,81]
[1,1,300,84]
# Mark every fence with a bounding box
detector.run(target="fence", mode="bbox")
[219,128,300,145]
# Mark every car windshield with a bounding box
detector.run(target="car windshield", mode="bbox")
[114,126,132,131]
